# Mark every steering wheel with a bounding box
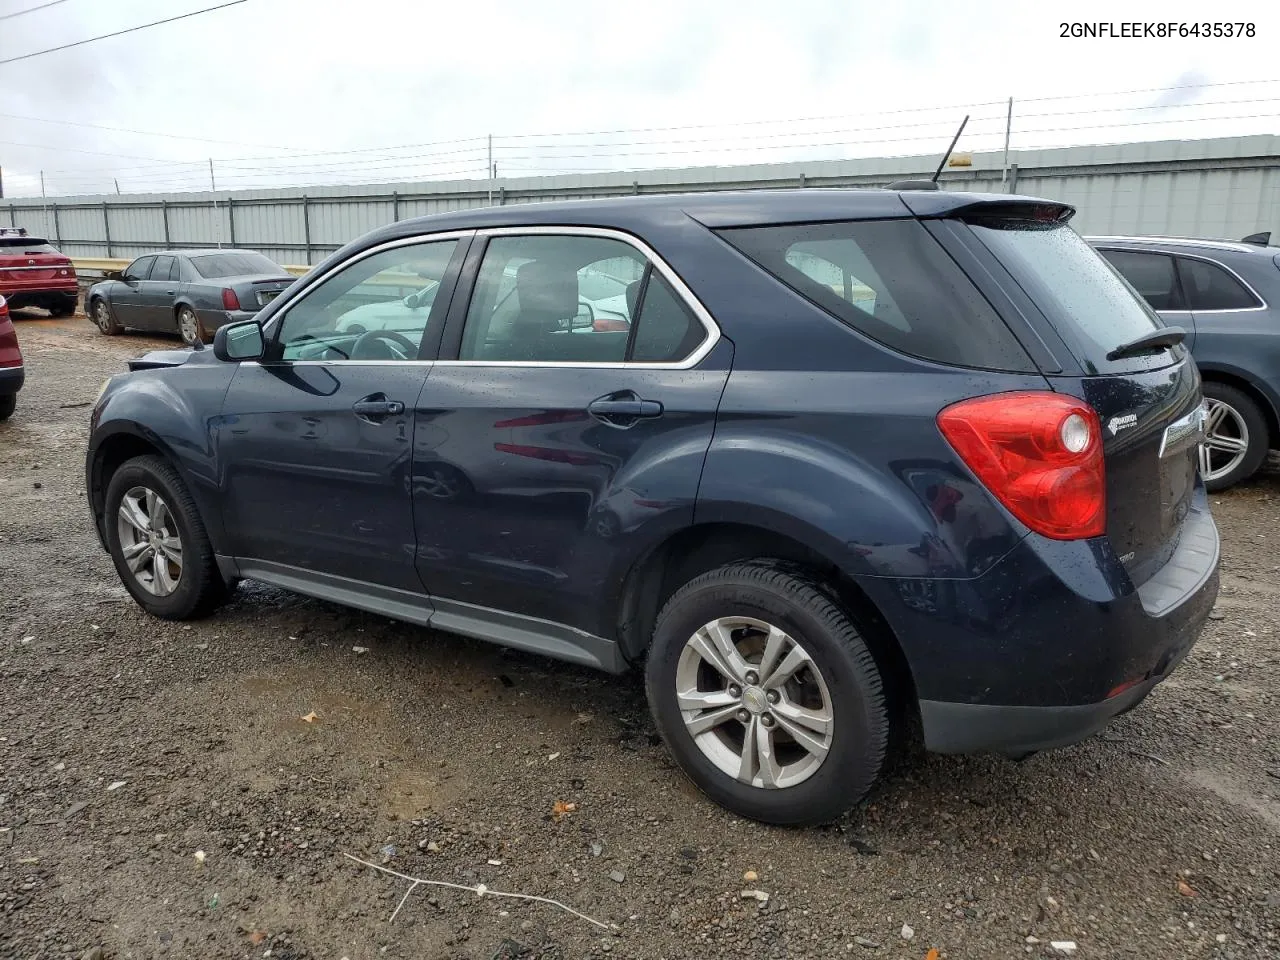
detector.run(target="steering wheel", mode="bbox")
[351,329,416,360]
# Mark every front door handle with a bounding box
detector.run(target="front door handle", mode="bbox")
[588,392,663,426]
[353,394,405,422]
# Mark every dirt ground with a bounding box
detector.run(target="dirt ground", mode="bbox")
[2,311,1278,960]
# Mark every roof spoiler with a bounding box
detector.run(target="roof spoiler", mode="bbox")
[1241,231,1271,246]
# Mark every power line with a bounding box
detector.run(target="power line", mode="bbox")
[0,0,250,66]
[0,0,69,21]
[0,111,300,152]
[1018,76,1280,104]
[0,138,191,163]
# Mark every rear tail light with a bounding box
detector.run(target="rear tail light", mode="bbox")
[0,298,22,368]
[937,391,1105,540]
[221,288,241,310]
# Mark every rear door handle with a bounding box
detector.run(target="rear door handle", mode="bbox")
[588,393,663,425]
[353,394,405,421]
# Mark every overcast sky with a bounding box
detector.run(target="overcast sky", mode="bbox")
[1,0,1277,198]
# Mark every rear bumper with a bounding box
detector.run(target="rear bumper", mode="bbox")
[3,288,78,310]
[0,364,24,394]
[857,492,1219,754]
[920,626,1200,754]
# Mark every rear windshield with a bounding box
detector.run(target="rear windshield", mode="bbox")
[717,219,1035,372]
[0,238,59,254]
[967,220,1173,374]
[190,252,283,279]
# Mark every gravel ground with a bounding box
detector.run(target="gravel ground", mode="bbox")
[2,312,1278,960]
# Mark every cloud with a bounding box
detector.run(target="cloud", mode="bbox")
[0,0,1275,198]
[1148,69,1212,110]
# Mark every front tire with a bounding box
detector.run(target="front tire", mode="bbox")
[177,306,207,346]
[645,562,889,826]
[104,455,225,619]
[1201,382,1268,491]
[92,297,120,336]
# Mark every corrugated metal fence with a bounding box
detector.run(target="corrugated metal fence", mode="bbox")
[5,135,1279,265]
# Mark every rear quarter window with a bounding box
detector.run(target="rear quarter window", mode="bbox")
[1177,257,1262,311]
[717,219,1035,372]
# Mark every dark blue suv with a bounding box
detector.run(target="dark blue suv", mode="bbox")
[86,190,1220,825]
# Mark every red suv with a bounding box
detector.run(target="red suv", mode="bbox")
[0,227,78,317]
[0,295,23,420]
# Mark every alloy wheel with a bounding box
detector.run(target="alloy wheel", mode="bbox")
[178,309,200,345]
[1199,398,1250,484]
[675,616,833,789]
[116,485,184,596]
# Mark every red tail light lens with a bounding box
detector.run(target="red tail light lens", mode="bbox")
[221,288,241,310]
[937,392,1105,540]
[0,298,22,369]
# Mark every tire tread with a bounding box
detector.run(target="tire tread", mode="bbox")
[106,454,225,619]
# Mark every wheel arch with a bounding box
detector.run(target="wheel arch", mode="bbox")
[615,520,919,720]
[88,422,226,556]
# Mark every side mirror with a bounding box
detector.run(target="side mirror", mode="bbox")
[213,319,265,362]
[106,270,123,281]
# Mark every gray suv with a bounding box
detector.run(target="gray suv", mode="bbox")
[1088,235,1280,490]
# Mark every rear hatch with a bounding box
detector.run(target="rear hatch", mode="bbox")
[0,235,75,289]
[960,205,1201,587]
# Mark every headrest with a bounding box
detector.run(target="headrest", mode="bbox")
[625,279,643,317]
[516,260,578,323]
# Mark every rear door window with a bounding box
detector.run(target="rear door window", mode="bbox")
[1176,257,1262,311]
[718,219,1035,372]
[968,219,1173,374]
[1097,250,1185,311]
[151,256,176,283]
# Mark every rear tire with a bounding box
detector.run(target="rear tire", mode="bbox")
[645,562,889,826]
[0,393,15,421]
[1201,382,1268,491]
[104,455,225,620]
[91,297,120,336]
[49,296,77,318]
[177,306,207,346]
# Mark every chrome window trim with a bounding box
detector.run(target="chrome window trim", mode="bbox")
[243,359,434,368]
[435,225,721,370]
[260,230,474,344]
[259,225,722,370]
[1166,251,1268,313]
[1095,246,1267,314]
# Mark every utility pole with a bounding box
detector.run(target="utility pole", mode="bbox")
[114,178,121,195]
[40,170,48,238]
[209,158,221,248]
[487,134,493,205]
[1001,97,1013,189]
[0,166,5,200]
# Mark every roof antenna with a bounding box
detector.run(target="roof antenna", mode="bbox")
[886,115,969,192]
